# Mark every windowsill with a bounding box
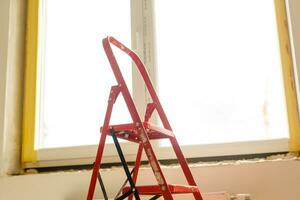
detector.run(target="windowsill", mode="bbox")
[20,152,296,174]
[23,138,289,169]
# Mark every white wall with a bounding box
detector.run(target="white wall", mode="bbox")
[0,0,300,200]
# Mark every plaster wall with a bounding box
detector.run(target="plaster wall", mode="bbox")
[0,0,11,177]
[0,159,299,200]
[0,0,26,176]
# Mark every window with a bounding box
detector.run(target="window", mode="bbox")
[22,0,300,168]
[23,0,146,167]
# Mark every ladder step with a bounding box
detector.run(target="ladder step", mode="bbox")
[101,122,175,143]
[123,184,199,195]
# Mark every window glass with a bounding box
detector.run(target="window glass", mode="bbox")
[155,0,289,145]
[39,0,131,148]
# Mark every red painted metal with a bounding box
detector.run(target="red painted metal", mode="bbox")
[103,122,174,142]
[123,184,200,195]
[144,103,157,122]
[87,85,121,200]
[128,144,143,200]
[87,36,203,200]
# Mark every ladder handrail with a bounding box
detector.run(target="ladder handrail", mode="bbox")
[103,36,172,131]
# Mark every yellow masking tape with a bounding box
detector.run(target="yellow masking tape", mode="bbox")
[274,0,300,151]
[22,0,39,164]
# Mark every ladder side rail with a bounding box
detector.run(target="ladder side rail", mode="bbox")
[128,144,143,200]
[170,137,203,199]
[102,37,140,124]
[107,36,172,131]
[114,168,135,199]
[97,172,109,200]
[111,131,140,200]
[103,37,174,199]
[87,86,121,200]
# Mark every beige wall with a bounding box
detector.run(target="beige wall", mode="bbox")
[0,0,11,177]
[0,159,300,200]
[0,0,26,176]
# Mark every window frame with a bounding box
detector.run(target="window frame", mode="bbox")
[22,0,300,169]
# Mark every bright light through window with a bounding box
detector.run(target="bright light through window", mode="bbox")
[38,0,131,148]
[155,0,289,145]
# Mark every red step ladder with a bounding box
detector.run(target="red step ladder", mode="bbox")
[87,36,203,200]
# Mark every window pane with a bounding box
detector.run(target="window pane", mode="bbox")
[155,0,289,145]
[39,0,131,148]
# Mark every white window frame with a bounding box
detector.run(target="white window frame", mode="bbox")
[28,0,150,168]
[143,0,289,161]
[23,0,297,168]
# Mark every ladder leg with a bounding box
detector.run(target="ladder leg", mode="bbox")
[170,138,203,200]
[112,132,140,200]
[137,128,173,199]
[128,143,143,200]
[87,131,108,200]
[115,168,135,199]
[116,190,134,200]
[149,195,161,200]
[97,172,108,200]
[87,85,121,200]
